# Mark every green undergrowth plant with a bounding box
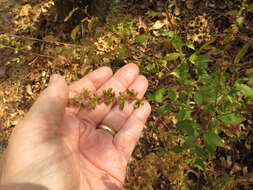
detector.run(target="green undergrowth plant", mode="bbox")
[68,88,144,110]
[147,31,253,171]
[0,35,27,65]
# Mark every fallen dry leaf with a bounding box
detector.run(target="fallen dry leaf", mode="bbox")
[26,85,33,96]
[151,20,167,30]
[19,4,32,17]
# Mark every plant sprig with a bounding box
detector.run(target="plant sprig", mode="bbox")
[68,88,144,110]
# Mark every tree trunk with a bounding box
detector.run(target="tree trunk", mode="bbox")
[88,0,111,17]
[54,0,112,22]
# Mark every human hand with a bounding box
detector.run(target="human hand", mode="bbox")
[0,64,151,190]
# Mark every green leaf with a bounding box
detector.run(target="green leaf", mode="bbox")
[194,92,203,105]
[156,148,169,156]
[164,53,184,61]
[146,93,155,101]
[156,104,172,115]
[171,145,184,153]
[208,119,221,129]
[172,63,189,79]
[204,131,224,154]
[229,65,240,73]
[218,113,245,125]
[178,91,189,103]
[234,44,249,64]
[199,86,217,104]
[191,146,206,158]
[154,88,166,103]
[176,109,186,120]
[186,41,195,50]
[118,44,129,58]
[71,25,80,41]
[189,54,212,64]
[182,136,196,149]
[176,120,195,136]
[224,34,232,41]
[192,158,206,171]
[134,34,150,43]
[146,11,159,18]
[167,88,177,101]
[156,30,175,37]
[171,36,184,52]
[236,83,253,99]
[199,38,216,52]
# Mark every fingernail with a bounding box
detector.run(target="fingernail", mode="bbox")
[49,75,58,85]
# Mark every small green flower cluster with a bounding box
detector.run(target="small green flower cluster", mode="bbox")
[68,88,144,110]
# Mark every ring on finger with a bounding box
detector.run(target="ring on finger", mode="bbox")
[97,124,116,136]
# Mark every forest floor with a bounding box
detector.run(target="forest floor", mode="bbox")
[0,0,253,189]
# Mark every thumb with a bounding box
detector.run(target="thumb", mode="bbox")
[18,74,68,134]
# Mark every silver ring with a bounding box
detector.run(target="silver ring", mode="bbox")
[97,124,116,136]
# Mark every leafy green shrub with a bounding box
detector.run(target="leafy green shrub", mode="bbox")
[147,31,253,170]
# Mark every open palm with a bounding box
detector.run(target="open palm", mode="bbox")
[0,64,151,190]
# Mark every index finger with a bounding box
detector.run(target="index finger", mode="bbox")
[68,66,113,97]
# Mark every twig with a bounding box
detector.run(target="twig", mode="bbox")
[0,44,56,59]
[3,34,85,48]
